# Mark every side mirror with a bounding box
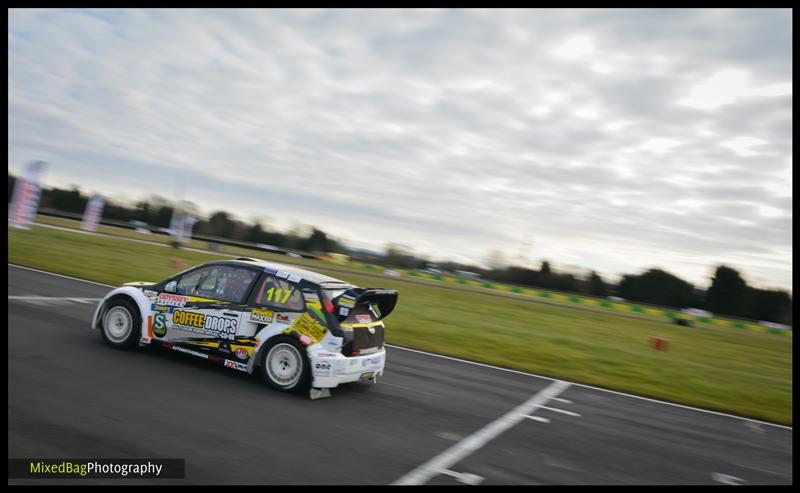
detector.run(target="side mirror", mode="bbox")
[165,281,177,293]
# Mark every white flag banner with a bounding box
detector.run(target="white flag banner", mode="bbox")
[169,201,195,243]
[80,194,105,232]
[9,160,47,230]
[180,215,196,242]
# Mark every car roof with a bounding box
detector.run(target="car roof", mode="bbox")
[210,258,355,287]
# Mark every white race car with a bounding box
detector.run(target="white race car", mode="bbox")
[92,258,398,399]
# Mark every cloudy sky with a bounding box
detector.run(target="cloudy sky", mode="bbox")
[8,9,792,291]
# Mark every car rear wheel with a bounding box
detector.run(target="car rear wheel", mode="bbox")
[100,299,140,349]
[259,336,310,392]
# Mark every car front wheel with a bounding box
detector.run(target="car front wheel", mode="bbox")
[100,298,140,349]
[259,336,310,393]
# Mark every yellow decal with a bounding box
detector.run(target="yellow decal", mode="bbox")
[264,287,293,304]
[229,344,252,357]
[249,308,274,324]
[341,321,385,330]
[284,312,327,343]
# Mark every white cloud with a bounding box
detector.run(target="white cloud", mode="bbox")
[555,34,595,59]
[8,8,793,292]
[679,68,792,111]
[720,136,768,157]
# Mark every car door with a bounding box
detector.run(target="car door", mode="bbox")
[152,264,259,358]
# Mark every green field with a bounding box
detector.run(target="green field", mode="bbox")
[8,224,793,425]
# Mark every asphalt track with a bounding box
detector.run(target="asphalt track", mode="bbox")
[7,265,792,485]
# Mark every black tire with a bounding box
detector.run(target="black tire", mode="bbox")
[259,336,311,393]
[100,298,140,349]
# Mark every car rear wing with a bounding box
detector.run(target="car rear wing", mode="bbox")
[333,288,398,322]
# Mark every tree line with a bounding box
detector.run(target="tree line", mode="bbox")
[8,174,792,325]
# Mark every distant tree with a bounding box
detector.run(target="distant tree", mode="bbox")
[706,265,749,317]
[588,271,608,297]
[505,266,539,287]
[537,260,553,288]
[306,229,330,253]
[155,205,174,229]
[746,288,792,325]
[41,186,86,214]
[245,223,264,244]
[540,260,552,277]
[617,268,693,307]
[206,211,234,237]
[386,243,420,269]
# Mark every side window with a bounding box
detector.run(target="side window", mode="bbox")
[253,275,305,311]
[175,266,257,303]
[176,267,210,295]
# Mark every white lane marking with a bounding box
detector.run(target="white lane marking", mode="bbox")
[392,380,571,485]
[524,415,551,423]
[552,397,572,404]
[385,345,793,430]
[536,405,581,417]
[438,469,484,485]
[32,223,173,249]
[8,296,102,302]
[712,472,745,485]
[7,264,794,431]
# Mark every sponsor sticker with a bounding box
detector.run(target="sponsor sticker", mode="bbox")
[362,356,382,368]
[359,371,375,381]
[287,273,302,283]
[275,313,291,324]
[339,307,350,317]
[276,271,290,279]
[143,290,158,300]
[303,292,320,303]
[263,267,277,274]
[313,361,332,376]
[285,312,327,343]
[299,334,313,345]
[339,296,356,309]
[249,308,274,324]
[171,310,239,340]
[152,313,168,337]
[155,294,188,307]
[152,304,174,313]
[235,348,249,360]
[224,359,248,371]
[356,314,371,323]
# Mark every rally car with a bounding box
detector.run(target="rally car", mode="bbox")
[92,258,398,399]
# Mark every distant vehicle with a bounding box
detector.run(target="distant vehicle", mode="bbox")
[608,296,625,303]
[681,308,713,318]
[420,267,443,275]
[128,220,151,234]
[454,270,481,281]
[92,258,398,399]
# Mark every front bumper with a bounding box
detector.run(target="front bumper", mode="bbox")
[310,348,386,388]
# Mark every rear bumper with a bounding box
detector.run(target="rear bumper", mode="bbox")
[310,348,386,388]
